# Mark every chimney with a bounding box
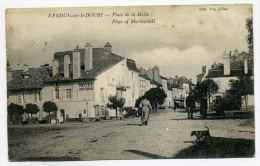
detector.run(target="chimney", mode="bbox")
[84,42,93,71]
[104,42,112,55]
[52,59,59,77]
[202,65,206,74]
[72,45,81,79]
[64,54,70,78]
[223,50,231,76]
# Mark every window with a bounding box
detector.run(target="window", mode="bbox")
[17,95,23,104]
[65,89,72,100]
[55,87,60,100]
[79,81,93,90]
[38,92,42,101]
[34,93,38,103]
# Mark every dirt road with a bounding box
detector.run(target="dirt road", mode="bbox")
[8,110,255,161]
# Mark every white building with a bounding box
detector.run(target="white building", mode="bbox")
[7,42,147,121]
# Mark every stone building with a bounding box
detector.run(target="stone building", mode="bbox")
[7,42,155,121]
[198,49,254,111]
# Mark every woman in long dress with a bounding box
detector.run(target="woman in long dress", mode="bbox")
[139,98,152,125]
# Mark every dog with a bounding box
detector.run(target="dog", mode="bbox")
[191,126,212,145]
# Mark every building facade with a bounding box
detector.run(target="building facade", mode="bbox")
[7,42,161,121]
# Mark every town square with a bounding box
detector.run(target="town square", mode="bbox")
[5,5,254,161]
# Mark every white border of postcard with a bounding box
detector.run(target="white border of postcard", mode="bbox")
[0,0,259,166]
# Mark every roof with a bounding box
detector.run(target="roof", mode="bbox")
[139,74,151,80]
[160,75,168,80]
[8,67,52,91]
[8,47,125,90]
[150,80,162,86]
[104,42,112,48]
[49,47,124,82]
[126,59,139,72]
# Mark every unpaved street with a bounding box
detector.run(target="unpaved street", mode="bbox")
[8,110,255,161]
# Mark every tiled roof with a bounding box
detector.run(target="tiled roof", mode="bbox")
[139,74,151,80]
[160,75,168,80]
[8,67,51,91]
[48,47,124,82]
[150,80,162,86]
[8,47,125,90]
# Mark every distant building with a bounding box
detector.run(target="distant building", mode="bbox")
[198,49,254,111]
[167,76,191,108]
[160,76,173,108]
[145,66,162,85]
[138,74,152,97]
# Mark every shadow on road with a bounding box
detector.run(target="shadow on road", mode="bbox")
[170,112,254,121]
[124,137,254,159]
[124,149,168,159]
[173,136,255,158]
[125,123,142,126]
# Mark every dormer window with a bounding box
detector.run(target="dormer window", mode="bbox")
[22,73,30,79]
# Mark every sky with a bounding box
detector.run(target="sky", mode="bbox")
[6,5,252,81]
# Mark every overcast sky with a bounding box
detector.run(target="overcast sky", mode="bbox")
[6,5,252,81]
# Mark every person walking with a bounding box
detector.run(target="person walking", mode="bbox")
[139,97,152,126]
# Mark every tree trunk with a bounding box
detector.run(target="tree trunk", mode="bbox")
[49,112,51,123]
[207,95,210,114]
[245,95,248,112]
[154,103,158,112]
[115,107,118,119]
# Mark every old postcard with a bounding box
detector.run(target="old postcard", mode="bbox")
[5,4,254,161]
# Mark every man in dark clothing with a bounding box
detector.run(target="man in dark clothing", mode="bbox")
[186,93,195,119]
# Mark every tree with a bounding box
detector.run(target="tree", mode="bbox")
[193,79,218,118]
[25,103,40,118]
[108,95,126,119]
[229,76,253,111]
[8,103,24,124]
[246,17,253,56]
[143,87,167,112]
[42,101,58,123]
[135,96,145,108]
[8,103,24,114]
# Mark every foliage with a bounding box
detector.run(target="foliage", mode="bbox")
[229,76,254,111]
[135,96,145,108]
[43,101,58,123]
[8,103,24,125]
[43,101,58,113]
[246,17,253,55]
[167,76,192,89]
[108,96,126,110]
[221,93,241,110]
[143,87,167,112]
[108,95,126,118]
[196,79,219,99]
[8,103,24,115]
[193,79,219,118]
[25,103,40,116]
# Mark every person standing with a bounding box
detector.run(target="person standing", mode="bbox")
[139,97,152,125]
[186,93,195,119]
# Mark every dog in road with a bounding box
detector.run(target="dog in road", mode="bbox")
[191,126,212,145]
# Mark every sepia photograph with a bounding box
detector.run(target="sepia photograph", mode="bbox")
[5,4,254,161]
